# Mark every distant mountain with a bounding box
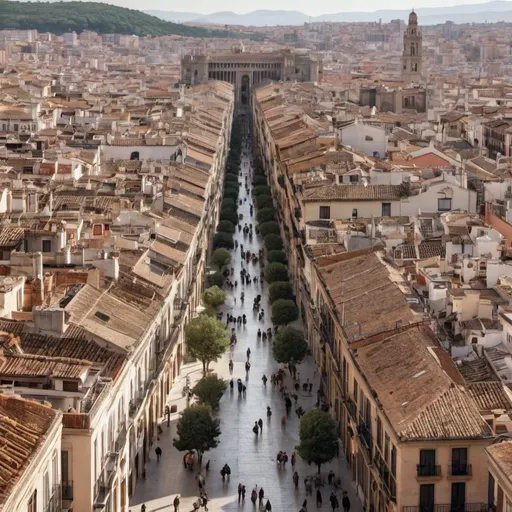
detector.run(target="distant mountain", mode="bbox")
[146,0,512,26]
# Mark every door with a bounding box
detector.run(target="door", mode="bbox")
[382,202,391,217]
[451,448,468,475]
[419,484,435,512]
[451,482,466,512]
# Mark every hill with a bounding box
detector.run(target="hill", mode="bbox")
[146,0,512,26]
[0,1,252,38]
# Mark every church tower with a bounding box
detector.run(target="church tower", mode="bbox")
[402,10,422,85]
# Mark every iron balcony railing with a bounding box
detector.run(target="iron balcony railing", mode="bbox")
[345,396,357,421]
[448,463,472,477]
[61,480,73,501]
[417,464,441,477]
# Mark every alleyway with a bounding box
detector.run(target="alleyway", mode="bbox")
[130,115,362,512]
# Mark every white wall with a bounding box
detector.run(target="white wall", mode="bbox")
[487,260,512,287]
[304,199,401,221]
[101,144,181,162]
[339,123,388,158]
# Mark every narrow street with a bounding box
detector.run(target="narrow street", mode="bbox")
[130,115,362,512]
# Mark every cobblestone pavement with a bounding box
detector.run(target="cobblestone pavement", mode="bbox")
[130,125,362,512]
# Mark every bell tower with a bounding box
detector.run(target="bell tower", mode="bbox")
[402,9,422,85]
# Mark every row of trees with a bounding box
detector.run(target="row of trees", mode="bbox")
[252,157,339,473]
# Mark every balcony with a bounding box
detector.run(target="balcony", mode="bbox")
[45,485,61,512]
[416,464,441,478]
[128,399,137,417]
[62,480,73,502]
[402,504,487,512]
[448,463,472,477]
[357,421,373,455]
[345,397,357,422]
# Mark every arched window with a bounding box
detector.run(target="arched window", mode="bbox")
[130,151,139,161]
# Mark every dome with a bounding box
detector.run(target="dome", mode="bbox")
[408,10,418,24]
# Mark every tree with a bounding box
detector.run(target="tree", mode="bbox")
[224,174,239,185]
[223,187,239,201]
[173,405,221,462]
[271,299,299,325]
[221,199,237,212]
[185,315,230,375]
[265,262,289,283]
[296,409,338,473]
[269,281,294,303]
[212,248,232,268]
[264,234,284,251]
[259,221,280,237]
[217,220,235,234]
[213,232,234,250]
[219,207,238,226]
[253,176,268,187]
[207,271,224,287]
[192,374,227,409]
[267,250,287,265]
[254,185,272,197]
[272,326,308,364]
[256,195,274,210]
[203,286,226,308]
[257,208,276,224]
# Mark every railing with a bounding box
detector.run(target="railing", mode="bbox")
[128,399,137,417]
[62,481,73,501]
[448,463,472,476]
[402,504,487,512]
[417,464,441,477]
[115,424,127,453]
[45,485,61,512]
[345,397,357,421]
[357,421,372,452]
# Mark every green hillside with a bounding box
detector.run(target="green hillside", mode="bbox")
[0,1,257,38]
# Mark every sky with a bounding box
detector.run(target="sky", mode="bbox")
[136,0,500,15]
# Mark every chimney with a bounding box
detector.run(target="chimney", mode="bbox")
[32,252,43,281]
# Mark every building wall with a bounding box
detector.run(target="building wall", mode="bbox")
[303,200,401,222]
[339,123,388,158]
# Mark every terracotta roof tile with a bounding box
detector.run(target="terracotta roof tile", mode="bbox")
[302,184,407,202]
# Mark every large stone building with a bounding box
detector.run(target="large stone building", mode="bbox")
[181,49,322,104]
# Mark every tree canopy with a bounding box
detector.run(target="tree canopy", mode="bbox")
[257,208,276,224]
[203,286,226,308]
[213,232,234,250]
[207,271,224,288]
[185,316,230,375]
[192,375,227,409]
[265,262,289,283]
[264,234,284,251]
[219,207,238,226]
[272,299,299,325]
[173,405,222,461]
[0,1,262,37]
[267,250,287,265]
[212,248,232,269]
[254,185,272,197]
[296,409,338,473]
[259,221,281,238]
[268,281,294,303]
[272,327,308,364]
[256,195,274,210]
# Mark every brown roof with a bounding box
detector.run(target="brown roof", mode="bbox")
[302,184,407,202]
[355,327,493,441]
[0,395,59,503]
[0,353,91,379]
[468,382,512,413]
[487,442,512,479]
[316,252,416,341]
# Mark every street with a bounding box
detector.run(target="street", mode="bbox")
[129,117,362,512]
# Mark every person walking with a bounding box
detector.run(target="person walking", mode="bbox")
[258,487,264,506]
[238,483,243,503]
[197,473,205,490]
[265,499,272,511]
[241,485,246,502]
[250,487,258,505]
[253,421,259,435]
[246,347,251,361]
[258,418,263,432]
[292,471,299,489]
[200,493,209,511]
[316,489,323,508]
[329,492,339,511]
[155,445,162,462]
[342,492,350,512]
[173,495,180,512]
[291,452,296,467]
[141,505,146,512]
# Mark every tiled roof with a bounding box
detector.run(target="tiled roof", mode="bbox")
[468,382,512,412]
[0,353,91,379]
[0,226,25,248]
[0,395,59,503]
[356,327,493,441]
[487,441,512,478]
[302,184,407,202]
[316,251,416,341]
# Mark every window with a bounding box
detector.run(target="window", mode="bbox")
[376,417,383,449]
[42,240,52,253]
[349,175,359,183]
[319,206,331,219]
[365,135,374,141]
[438,198,452,211]
[384,433,390,463]
[391,445,397,476]
[419,484,435,512]
[43,472,50,507]
[27,490,37,512]
[353,379,358,404]
[419,449,436,476]
[61,451,69,483]
[451,448,468,475]
[451,482,466,512]
[382,203,391,217]
[352,208,358,218]
[94,311,110,323]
